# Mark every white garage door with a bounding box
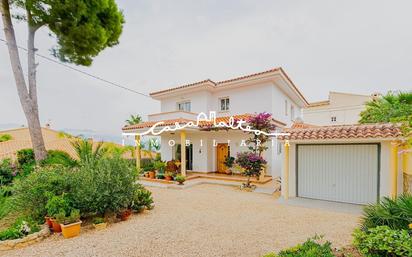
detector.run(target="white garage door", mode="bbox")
[297,144,379,205]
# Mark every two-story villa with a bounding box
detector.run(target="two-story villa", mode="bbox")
[122,68,308,178]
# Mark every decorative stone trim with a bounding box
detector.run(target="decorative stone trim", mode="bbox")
[0,225,50,251]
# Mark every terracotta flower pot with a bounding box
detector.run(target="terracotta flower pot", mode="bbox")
[45,216,53,228]
[165,175,172,181]
[51,218,62,233]
[60,221,82,239]
[148,171,156,179]
[93,222,107,231]
[119,209,132,221]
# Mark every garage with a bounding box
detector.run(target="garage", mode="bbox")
[296,144,380,205]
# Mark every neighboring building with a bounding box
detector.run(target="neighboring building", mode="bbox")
[0,127,77,160]
[123,68,309,177]
[0,127,138,160]
[303,91,372,126]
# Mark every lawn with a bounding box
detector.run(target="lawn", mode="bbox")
[1,184,360,257]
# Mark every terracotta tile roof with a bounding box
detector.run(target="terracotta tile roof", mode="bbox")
[215,67,281,85]
[0,127,132,160]
[279,123,403,141]
[122,118,195,131]
[149,67,309,105]
[0,128,78,160]
[122,114,286,131]
[290,122,318,129]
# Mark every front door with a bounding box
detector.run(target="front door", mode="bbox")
[216,143,229,173]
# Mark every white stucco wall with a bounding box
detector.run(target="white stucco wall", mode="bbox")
[158,82,302,127]
[303,92,371,126]
[159,130,282,177]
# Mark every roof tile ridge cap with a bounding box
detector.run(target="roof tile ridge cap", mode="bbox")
[215,67,281,85]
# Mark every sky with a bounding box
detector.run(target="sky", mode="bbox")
[1,0,411,138]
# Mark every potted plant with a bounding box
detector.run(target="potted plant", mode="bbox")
[44,216,53,229]
[164,171,173,181]
[224,156,235,174]
[93,217,107,230]
[57,209,82,239]
[143,163,156,179]
[46,194,70,233]
[154,160,166,173]
[118,208,132,221]
[175,175,186,185]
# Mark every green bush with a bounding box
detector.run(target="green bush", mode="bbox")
[45,194,71,218]
[56,209,80,225]
[361,194,412,230]
[16,149,35,167]
[0,134,12,142]
[0,216,40,241]
[12,166,71,222]
[69,157,136,216]
[40,150,77,167]
[175,175,186,184]
[0,159,16,186]
[263,237,335,257]
[93,217,105,224]
[130,184,154,212]
[353,226,412,257]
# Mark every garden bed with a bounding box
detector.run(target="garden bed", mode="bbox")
[0,225,49,251]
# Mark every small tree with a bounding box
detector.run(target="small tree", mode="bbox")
[0,0,124,161]
[236,152,266,188]
[235,112,274,188]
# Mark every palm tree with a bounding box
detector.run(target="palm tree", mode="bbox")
[359,91,412,123]
[71,139,107,164]
[125,115,143,125]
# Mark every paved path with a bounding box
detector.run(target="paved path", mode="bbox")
[2,184,360,257]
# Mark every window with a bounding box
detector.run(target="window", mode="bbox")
[290,106,295,121]
[331,116,337,122]
[285,100,288,116]
[177,101,191,112]
[220,97,230,111]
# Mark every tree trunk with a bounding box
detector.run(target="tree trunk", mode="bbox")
[1,0,47,161]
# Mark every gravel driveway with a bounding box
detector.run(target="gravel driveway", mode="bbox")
[2,184,360,257]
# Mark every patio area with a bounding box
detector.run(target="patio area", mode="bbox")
[2,184,360,257]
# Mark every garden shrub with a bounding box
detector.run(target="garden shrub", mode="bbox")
[12,166,71,222]
[353,225,412,257]
[69,157,137,216]
[0,216,40,241]
[0,159,16,186]
[130,184,154,212]
[40,150,77,167]
[45,194,71,218]
[361,194,412,230]
[262,237,335,257]
[0,134,12,142]
[16,149,35,167]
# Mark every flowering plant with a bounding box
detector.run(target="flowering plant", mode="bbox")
[236,152,267,187]
[246,112,276,155]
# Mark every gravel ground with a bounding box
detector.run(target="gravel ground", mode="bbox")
[2,184,360,257]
